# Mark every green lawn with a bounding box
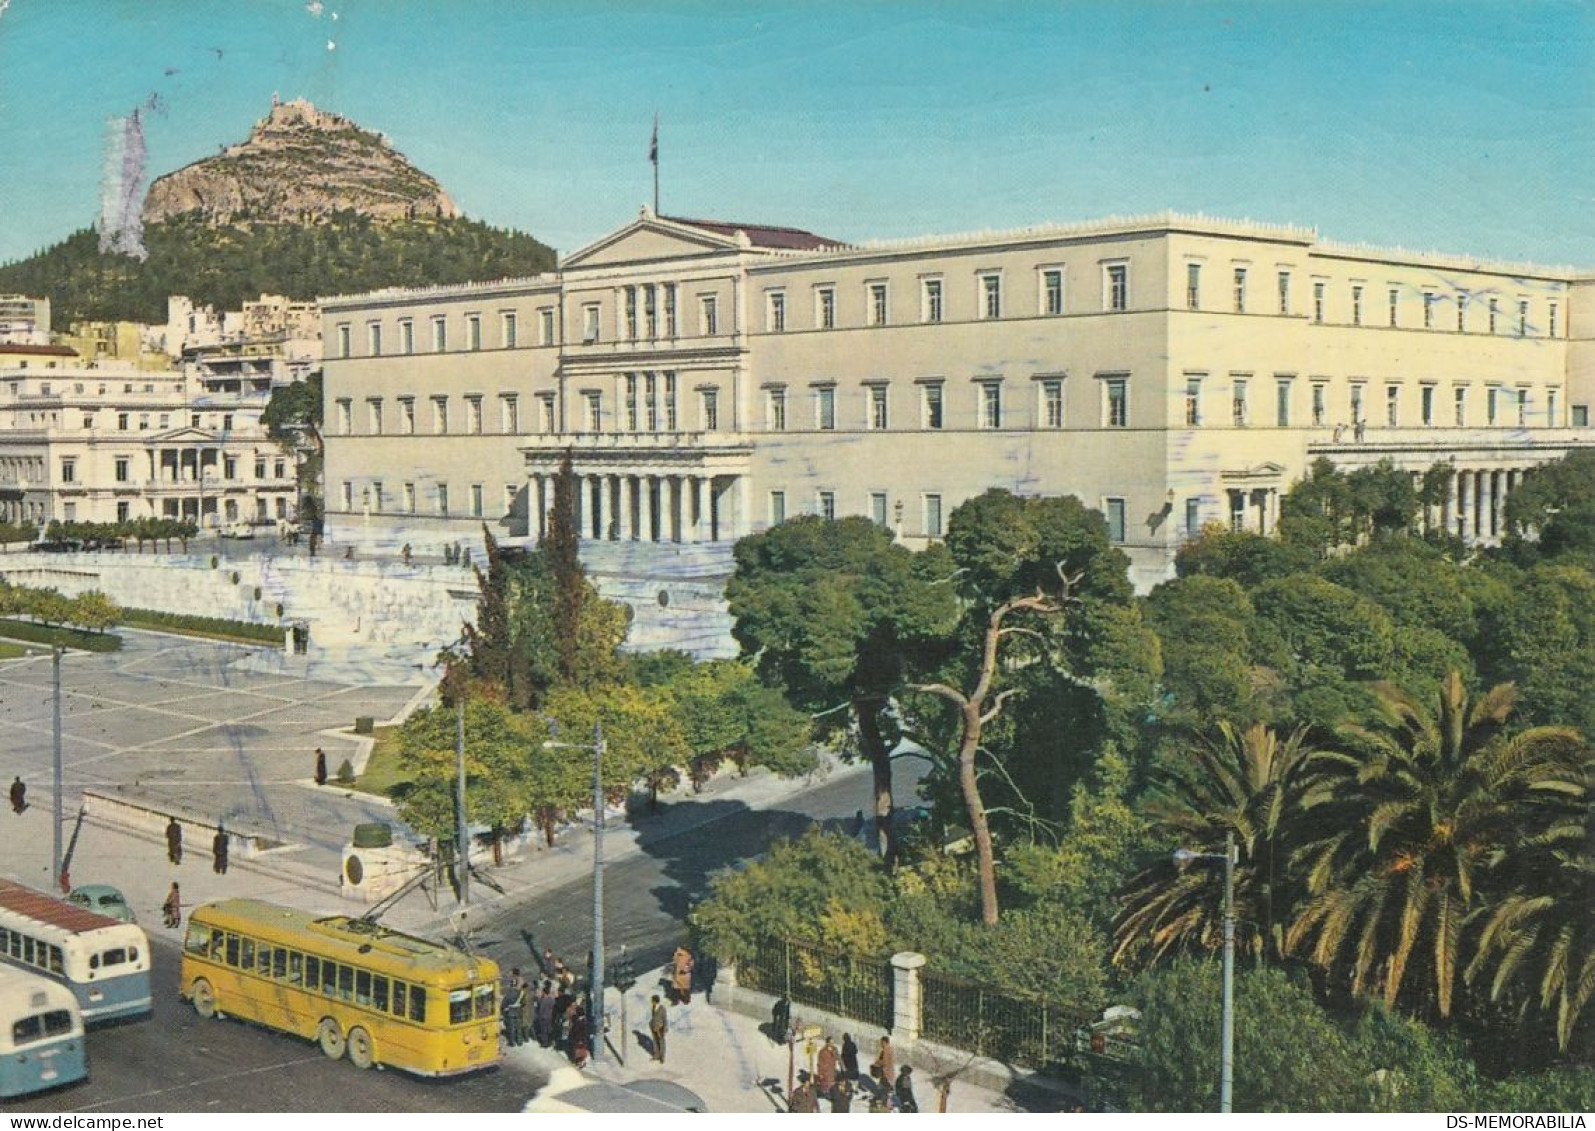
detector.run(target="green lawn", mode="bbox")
[0,642,25,660]
[344,725,411,798]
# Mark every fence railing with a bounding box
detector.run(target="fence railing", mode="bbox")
[918,968,1093,1071]
[737,936,894,1033]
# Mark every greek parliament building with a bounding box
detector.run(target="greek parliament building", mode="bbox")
[320,208,1594,611]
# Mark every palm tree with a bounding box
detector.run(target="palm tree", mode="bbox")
[1288,672,1585,1019]
[1465,763,1595,1052]
[1113,721,1315,967]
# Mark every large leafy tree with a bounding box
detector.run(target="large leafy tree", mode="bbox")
[1113,721,1315,967]
[1288,673,1587,1019]
[262,370,323,528]
[1502,449,1595,562]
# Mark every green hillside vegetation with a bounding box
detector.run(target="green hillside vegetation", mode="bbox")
[0,213,556,325]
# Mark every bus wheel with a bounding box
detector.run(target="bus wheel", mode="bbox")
[316,1018,345,1060]
[346,1027,375,1070]
[191,979,217,1019]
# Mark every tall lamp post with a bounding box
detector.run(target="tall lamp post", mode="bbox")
[1173,831,1237,1113]
[543,719,606,1064]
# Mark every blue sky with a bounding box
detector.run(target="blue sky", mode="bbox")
[0,1,1590,266]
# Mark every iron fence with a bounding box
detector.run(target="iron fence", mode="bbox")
[918,968,1092,1071]
[738,936,894,1032]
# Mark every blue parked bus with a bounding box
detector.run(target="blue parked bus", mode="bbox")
[0,880,151,1024]
[0,966,86,1098]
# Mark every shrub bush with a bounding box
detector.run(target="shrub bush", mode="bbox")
[0,618,121,652]
[336,759,356,784]
[118,607,283,645]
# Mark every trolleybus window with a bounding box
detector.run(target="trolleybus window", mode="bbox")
[449,988,472,1024]
[475,984,495,1019]
[12,1009,73,1044]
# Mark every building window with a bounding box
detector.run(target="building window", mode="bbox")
[767,387,787,431]
[371,482,384,511]
[1313,281,1325,323]
[643,374,657,431]
[868,384,888,430]
[644,285,657,339]
[464,313,481,351]
[436,484,449,516]
[1386,385,1400,427]
[1350,384,1365,424]
[1105,263,1128,311]
[399,319,414,355]
[1573,405,1588,428]
[399,397,415,435]
[336,399,352,436]
[117,502,130,523]
[222,458,236,482]
[368,397,383,435]
[538,394,555,433]
[403,483,416,514]
[701,388,719,431]
[432,396,449,434]
[663,373,678,431]
[336,324,351,358]
[1277,271,1290,315]
[1275,378,1291,427]
[816,386,836,431]
[1457,295,1467,332]
[274,460,286,479]
[432,316,447,352]
[1423,292,1435,329]
[978,381,1002,429]
[1351,285,1364,326]
[767,291,786,333]
[1487,386,1499,426]
[980,273,1001,320]
[624,287,637,340]
[700,295,718,336]
[342,481,353,511]
[367,322,382,356]
[1488,298,1499,334]
[817,490,836,521]
[583,303,601,342]
[60,459,75,484]
[1105,498,1126,543]
[1231,377,1249,426]
[1311,382,1327,427]
[1454,386,1467,426]
[923,493,943,539]
[1185,498,1202,538]
[1041,379,1064,428]
[870,492,888,527]
[624,374,640,432]
[1186,263,1201,311]
[118,412,129,431]
[1547,389,1558,425]
[254,459,266,481]
[583,391,602,433]
[1518,300,1529,337]
[114,457,129,483]
[1042,269,1064,316]
[1516,388,1528,426]
[501,312,517,348]
[1421,385,1435,426]
[501,395,519,434]
[1388,288,1400,327]
[922,279,943,323]
[539,308,555,346]
[471,483,484,518]
[769,490,786,526]
[663,284,677,338]
[1549,302,1559,338]
[1184,375,1202,426]
[869,283,889,326]
[1233,267,1248,313]
[1105,377,1128,428]
[816,287,836,330]
[922,382,944,430]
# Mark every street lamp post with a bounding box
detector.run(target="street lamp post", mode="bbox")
[455,693,469,907]
[1173,830,1237,1113]
[51,645,63,891]
[543,719,606,1064]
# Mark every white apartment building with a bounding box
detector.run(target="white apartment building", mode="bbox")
[0,346,297,529]
[321,210,1595,596]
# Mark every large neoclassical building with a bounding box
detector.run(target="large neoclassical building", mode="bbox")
[321,209,1593,598]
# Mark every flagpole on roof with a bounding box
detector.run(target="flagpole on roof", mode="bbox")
[650,113,660,216]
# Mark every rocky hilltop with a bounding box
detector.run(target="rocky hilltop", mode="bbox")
[142,98,458,226]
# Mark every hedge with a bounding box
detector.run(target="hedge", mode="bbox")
[0,618,123,652]
[119,608,285,646]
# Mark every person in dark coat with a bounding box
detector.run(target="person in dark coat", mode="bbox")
[314,747,327,786]
[649,993,668,1062]
[772,994,792,1046]
[568,1007,590,1067]
[831,1078,854,1113]
[9,775,25,814]
[534,981,556,1047]
[502,972,526,1047]
[162,882,182,929]
[212,825,229,874]
[788,1080,818,1113]
[894,1066,918,1113]
[165,817,183,865]
[840,1032,859,1081]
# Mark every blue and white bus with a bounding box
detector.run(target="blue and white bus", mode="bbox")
[0,966,86,1098]
[0,880,151,1024]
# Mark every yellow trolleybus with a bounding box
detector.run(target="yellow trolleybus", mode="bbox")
[179,899,500,1077]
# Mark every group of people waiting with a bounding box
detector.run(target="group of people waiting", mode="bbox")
[501,951,591,1065]
[776,999,919,1114]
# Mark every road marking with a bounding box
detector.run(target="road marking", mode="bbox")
[61,1054,325,1110]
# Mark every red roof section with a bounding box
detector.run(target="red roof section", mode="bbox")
[663,216,845,252]
[0,878,123,934]
[0,343,78,358]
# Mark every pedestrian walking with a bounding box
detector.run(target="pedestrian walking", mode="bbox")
[503,971,526,1047]
[314,748,327,786]
[870,1035,894,1096]
[788,1079,819,1113]
[840,1032,859,1081]
[816,1036,838,1098]
[831,1077,854,1113]
[895,1066,919,1113]
[162,882,182,929]
[534,981,556,1047]
[212,825,229,874]
[9,775,25,814]
[649,993,668,1062]
[165,817,183,865]
[671,946,694,1004]
[772,994,792,1046]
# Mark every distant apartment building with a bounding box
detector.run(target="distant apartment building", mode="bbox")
[320,209,1595,594]
[162,294,321,388]
[0,295,51,345]
[0,346,296,529]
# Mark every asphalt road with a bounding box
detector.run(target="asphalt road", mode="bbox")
[7,758,922,1113]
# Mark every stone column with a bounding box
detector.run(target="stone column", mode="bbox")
[538,475,552,539]
[688,476,705,543]
[573,472,584,538]
[1473,471,1485,538]
[890,952,927,1046]
[665,475,681,543]
[1453,471,1466,538]
[618,476,634,541]
[591,475,607,540]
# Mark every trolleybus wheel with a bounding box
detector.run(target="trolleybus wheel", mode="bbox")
[346,1026,374,1070]
[317,1018,345,1060]
[191,979,217,1019]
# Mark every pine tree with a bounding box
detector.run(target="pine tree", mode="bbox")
[546,450,584,683]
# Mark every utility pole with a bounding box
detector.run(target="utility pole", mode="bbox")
[52,646,63,891]
[455,692,469,907]
[590,718,605,1063]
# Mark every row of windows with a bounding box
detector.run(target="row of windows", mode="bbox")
[97,456,288,484]
[1,927,64,975]
[335,309,556,359]
[9,381,165,396]
[762,378,1124,431]
[184,925,495,1025]
[340,480,518,519]
[1183,374,1564,429]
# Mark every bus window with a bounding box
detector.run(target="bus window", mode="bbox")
[305,956,320,992]
[130,947,139,964]
[372,976,389,1012]
[22,936,34,965]
[390,980,407,1018]
[287,952,303,986]
[355,970,371,1006]
[185,925,210,954]
[449,988,472,1025]
[42,1010,73,1037]
[101,948,127,967]
[240,939,255,970]
[256,945,272,975]
[225,934,240,967]
[209,928,224,957]
[11,1015,42,1045]
[272,949,287,980]
[337,965,354,1001]
[48,945,63,975]
[408,987,426,1024]
[8,931,20,958]
[474,983,495,1020]
[89,954,99,970]
[320,961,336,997]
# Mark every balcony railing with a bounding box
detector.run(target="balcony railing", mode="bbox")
[519,430,751,450]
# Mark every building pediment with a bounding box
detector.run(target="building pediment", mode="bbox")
[562,210,743,270]
[146,426,220,444]
[1220,461,1287,482]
